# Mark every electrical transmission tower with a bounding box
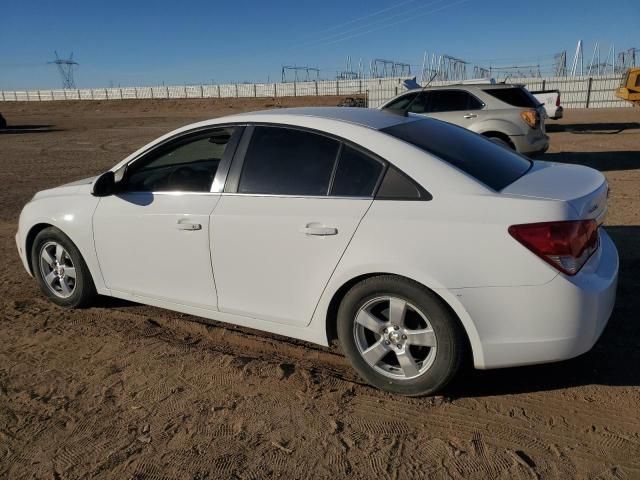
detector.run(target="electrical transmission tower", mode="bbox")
[49,51,79,89]
[336,56,363,80]
[553,51,567,76]
[370,59,411,78]
[616,48,637,73]
[281,66,320,83]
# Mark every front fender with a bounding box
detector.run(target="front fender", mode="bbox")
[17,192,109,294]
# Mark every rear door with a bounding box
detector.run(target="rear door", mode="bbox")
[424,89,486,128]
[210,125,385,326]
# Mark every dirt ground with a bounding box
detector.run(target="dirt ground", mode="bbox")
[0,98,639,480]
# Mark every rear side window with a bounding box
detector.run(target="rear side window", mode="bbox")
[484,87,539,108]
[429,90,483,112]
[381,119,531,191]
[331,146,384,197]
[238,126,339,196]
[376,166,427,200]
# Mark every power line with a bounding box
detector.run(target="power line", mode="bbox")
[317,0,474,47]
[302,0,448,47]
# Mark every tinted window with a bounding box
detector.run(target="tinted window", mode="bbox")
[331,146,384,197]
[124,128,235,192]
[382,119,531,191]
[238,127,339,196]
[484,87,539,108]
[376,166,426,200]
[385,92,429,114]
[429,90,483,112]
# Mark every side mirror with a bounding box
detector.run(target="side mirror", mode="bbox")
[92,171,116,197]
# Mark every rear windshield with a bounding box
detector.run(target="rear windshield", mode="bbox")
[381,119,532,191]
[483,87,539,108]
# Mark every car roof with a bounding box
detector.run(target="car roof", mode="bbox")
[404,83,523,93]
[221,107,419,130]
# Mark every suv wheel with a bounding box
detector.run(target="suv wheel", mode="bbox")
[487,135,514,150]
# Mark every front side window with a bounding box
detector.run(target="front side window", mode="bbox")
[238,126,340,196]
[330,146,384,197]
[385,92,430,114]
[123,128,236,192]
[428,90,483,112]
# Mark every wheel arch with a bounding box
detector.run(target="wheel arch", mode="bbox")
[481,131,515,149]
[324,272,480,366]
[25,222,55,275]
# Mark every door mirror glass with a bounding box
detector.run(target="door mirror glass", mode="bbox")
[92,171,116,197]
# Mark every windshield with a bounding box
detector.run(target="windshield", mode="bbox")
[381,119,532,191]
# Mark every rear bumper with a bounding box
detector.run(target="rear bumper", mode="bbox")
[510,132,549,157]
[451,228,618,370]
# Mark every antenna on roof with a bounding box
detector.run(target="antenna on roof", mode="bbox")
[388,71,438,117]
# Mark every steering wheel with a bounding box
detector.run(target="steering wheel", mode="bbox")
[166,165,201,191]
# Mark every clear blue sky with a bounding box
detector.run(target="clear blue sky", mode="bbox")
[0,0,638,89]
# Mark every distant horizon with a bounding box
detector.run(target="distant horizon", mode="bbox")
[1,0,637,90]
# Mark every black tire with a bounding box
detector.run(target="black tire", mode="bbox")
[487,135,514,150]
[30,227,96,308]
[337,275,466,396]
[0,114,6,129]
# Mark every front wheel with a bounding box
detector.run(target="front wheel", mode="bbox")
[31,227,96,308]
[337,275,466,396]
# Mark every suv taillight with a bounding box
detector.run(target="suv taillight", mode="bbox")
[556,93,561,107]
[520,109,539,129]
[508,220,599,275]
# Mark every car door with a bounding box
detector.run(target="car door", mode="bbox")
[92,126,242,309]
[424,89,486,128]
[210,125,385,326]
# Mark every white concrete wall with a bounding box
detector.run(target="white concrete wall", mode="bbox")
[0,75,631,109]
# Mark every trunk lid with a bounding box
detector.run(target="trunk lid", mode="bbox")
[502,161,608,222]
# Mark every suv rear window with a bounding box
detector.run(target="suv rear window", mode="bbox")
[381,119,531,191]
[483,87,539,108]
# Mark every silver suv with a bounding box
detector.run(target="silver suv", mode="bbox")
[379,84,549,156]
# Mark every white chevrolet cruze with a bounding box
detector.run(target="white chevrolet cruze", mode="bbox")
[16,107,618,396]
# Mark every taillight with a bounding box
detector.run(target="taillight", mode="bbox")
[508,220,599,275]
[520,109,539,129]
[556,93,561,107]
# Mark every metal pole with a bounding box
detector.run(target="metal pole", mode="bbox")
[585,77,593,108]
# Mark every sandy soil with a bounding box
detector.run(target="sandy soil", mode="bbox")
[0,98,639,479]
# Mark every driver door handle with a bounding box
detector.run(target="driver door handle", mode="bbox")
[300,224,338,236]
[177,220,202,231]
[463,113,477,119]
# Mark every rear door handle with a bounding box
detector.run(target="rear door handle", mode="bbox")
[463,113,477,119]
[177,219,202,231]
[300,224,338,236]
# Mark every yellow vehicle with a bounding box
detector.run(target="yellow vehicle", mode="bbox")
[615,67,640,106]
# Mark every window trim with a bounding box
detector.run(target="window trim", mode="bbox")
[117,121,432,202]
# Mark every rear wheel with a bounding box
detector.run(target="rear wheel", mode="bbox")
[31,227,96,308]
[337,275,466,396]
[487,135,514,150]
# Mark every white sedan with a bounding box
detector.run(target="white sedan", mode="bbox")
[16,107,618,396]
